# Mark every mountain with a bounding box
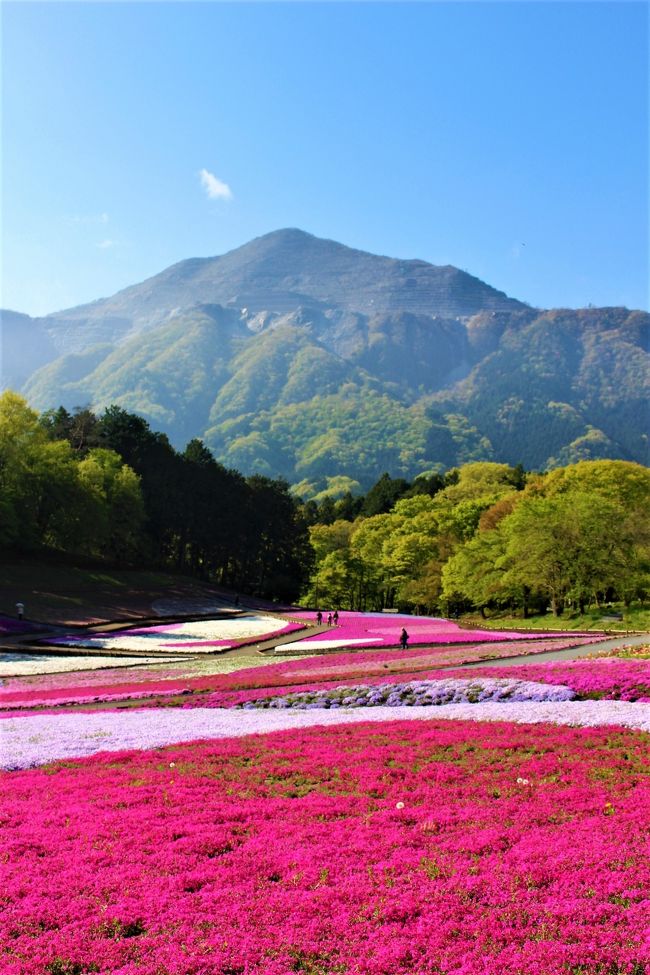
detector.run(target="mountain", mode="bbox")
[35,228,524,346]
[0,309,59,391]
[2,229,648,490]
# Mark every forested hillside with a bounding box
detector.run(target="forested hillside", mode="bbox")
[3,391,647,616]
[3,230,647,487]
[0,391,312,602]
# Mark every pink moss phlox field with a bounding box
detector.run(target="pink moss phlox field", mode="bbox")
[439,659,650,703]
[289,610,588,648]
[2,720,649,975]
[203,658,650,710]
[254,638,597,684]
[0,639,601,711]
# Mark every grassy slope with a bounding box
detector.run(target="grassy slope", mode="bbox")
[460,604,650,634]
[0,557,230,626]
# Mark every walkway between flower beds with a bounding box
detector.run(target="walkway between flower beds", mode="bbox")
[458,632,650,666]
[3,700,650,770]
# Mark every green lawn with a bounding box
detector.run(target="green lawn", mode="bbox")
[460,603,650,634]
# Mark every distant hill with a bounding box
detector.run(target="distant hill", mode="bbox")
[2,229,648,489]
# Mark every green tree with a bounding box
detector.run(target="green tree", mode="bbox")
[76,449,144,559]
[503,491,648,614]
[0,391,79,549]
[441,528,517,615]
[361,472,411,516]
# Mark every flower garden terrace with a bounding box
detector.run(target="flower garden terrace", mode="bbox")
[2,720,650,974]
[1,611,613,712]
[2,611,649,975]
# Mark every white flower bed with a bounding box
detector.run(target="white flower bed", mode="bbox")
[3,700,650,771]
[0,655,175,679]
[278,637,382,651]
[48,614,295,654]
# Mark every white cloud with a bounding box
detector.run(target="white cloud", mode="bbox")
[69,212,110,226]
[96,239,117,249]
[199,168,233,201]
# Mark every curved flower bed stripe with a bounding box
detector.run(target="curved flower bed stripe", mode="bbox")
[205,658,650,710]
[0,638,605,711]
[269,637,601,675]
[3,700,650,770]
[441,658,650,703]
[1,720,649,974]
[44,615,304,654]
[237,678,576,709]
[288,610,591,649]
[0,638,603,711]
[0,654,183,680]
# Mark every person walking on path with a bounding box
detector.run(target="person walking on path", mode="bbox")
[316,610,323,625]
[327,613,333,625]
[400,627,409,650]
[16,601,24,621]
[333,610,339,625]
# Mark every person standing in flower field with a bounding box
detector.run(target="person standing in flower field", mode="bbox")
[16,601,25,620]
[400,627,409,650]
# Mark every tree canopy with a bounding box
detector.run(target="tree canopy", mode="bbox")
[1,393,312,602]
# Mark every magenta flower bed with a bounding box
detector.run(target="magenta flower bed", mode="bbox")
[0,639,601,711]
[2,719,649,975]
[291,610,587,648]
[440,659,650,703]
[201,655,650,710]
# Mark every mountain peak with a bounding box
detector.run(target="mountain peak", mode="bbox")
[38,228,525,339]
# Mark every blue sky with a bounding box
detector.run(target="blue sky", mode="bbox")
[2,1,648,316]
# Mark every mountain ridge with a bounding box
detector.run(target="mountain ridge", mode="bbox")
[2,229,647,489]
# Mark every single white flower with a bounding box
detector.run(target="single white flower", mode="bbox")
[396,801,405,809]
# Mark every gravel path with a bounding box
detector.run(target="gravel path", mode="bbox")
[2,700,649,770]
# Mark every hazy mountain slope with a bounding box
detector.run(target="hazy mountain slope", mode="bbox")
[22,345,113,411]
[433,307,648,468]
[207,386,433,482]
[0,309,59,390]
[25,305,249,444]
